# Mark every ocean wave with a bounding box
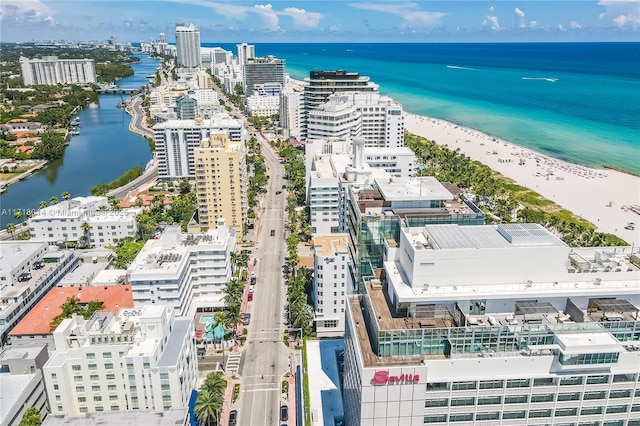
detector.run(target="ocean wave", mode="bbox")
[447,65,477,71]
[522,77,559,82]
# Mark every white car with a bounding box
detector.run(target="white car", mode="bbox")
[249,285,255,294]
[251,271,256,278]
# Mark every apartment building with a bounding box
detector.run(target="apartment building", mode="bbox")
[243,56,285,97]
[20,56,96,86]
[342,224,640,426]
[28,196,139,248]
[302,70,379,139]
[194,133,247,238]
[174,24,201,68]
[312,234,353,336]
[43,306,197,416]
[153,116,246,180]
[280,87,303,140]
[127,222,236,316]
[176,96,197,120]
[246,94,280,117]
[0,242,79,343]
[306,92,404,148]
[0,345,49,426]
[236,43,256,64]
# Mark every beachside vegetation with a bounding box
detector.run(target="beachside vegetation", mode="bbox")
[89,165,144,196]
[405,132,627,247]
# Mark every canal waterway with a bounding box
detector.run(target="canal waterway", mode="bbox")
[0,54,161,229]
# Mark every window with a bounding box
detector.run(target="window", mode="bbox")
[78,397,86,403]
[451,381,477,391]
[478,396,502,405]
[531,394,555,403]
[106,374,115,380]
[424,415,447,423]
[479,380,503,389]
[557,392,581,401]
[533,377,555,386]
[560,376,583,386]
[425,399,448,408]
[143,362,151,369]
[72,364,81,371]
[92,385,100,391]
[74,376,83,382]
[584,391,606,400]
[555,408,578,417]
[504,395,528,404]
[88,363,97,371]
[110,395,118,401]
[506,378,530,388]
[560,352,619,365]
[476,412,500,421]
[161,384,170,390]
[90,374,99,381]
[51,373,57,379]
[586,375,610,385]
[612,373,636,382]
[55,395,60,401]
[79,407,88,413]
[609,389,631,398]
[53,384,59,390]
[76,386,84,392]
[529,409,552,418]
[103,352,112,358]
[581,406,604,416]
[451,397,475,406]
[105,363,113,369]
[94,396,102,402]
[449,413,474,422]
[86,353,95,359]
[111,405,120,411]
[502,411,526,420]
[427,382,449,391]
[95,406,104,412]
[108,385,117,391]
[606,405,628,414]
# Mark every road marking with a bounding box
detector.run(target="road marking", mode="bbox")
[243,388,279,393]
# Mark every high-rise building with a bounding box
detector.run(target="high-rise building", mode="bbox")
[174,23,201,68]
[306,92,403,148]
[20,56,96,86]
[194,133,247,238]
[236,43,256,64]
[176,96,197,119]
[280,87,303,139]
[302,70,378,139]
[341,224,640,425]
[243,56,285,97]
[153,115,245,180]
[127,223,236,315]
[312,234,352,336]
[43,306,197,416]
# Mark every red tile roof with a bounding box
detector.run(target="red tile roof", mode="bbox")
[10,285,134,336]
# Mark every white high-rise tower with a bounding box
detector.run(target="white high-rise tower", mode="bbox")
[175,23,201,68]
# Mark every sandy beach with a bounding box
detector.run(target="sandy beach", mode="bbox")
[404,112,640,246]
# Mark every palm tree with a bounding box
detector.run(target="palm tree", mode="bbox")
[49,196,58,205]
[38,200,47,209]
[80,222,90,247]
[61,191,71,200]
[14,211,23,223]
[194,389,221,426]
[5,223,16,240]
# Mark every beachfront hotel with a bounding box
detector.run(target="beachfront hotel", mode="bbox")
[341,223,640,425]
[42,305,197,416]
[126,222,236,317]
[306,92,404,149]
[19,56,96,86]
[174,23,201,68]
[302,70,379,140]
[242,56,285,97]
[153,115,246,180]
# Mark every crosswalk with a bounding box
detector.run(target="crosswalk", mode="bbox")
[225,352,242,374]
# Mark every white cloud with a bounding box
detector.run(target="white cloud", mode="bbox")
[350,2,447,26]
[253,4,280,30]
[558,23,566,31]
[598,0,639,29]
[282,7,321,28]
[0,0,56,24]
[514,8,525,28]
[482,6,500,30]
[530,20,537,28]
[570,20,582,29]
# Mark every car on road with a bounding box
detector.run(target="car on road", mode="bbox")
[251,270,256,278]
[249,285,255,294]
[275,190,282,195]
[247,293,253,301]
[270,229,276,236]
[280,405,288,421]
[243,313,251,325]
[229,410,238,426]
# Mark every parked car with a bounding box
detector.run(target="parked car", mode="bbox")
[243,313,251,326]
[229,410,238,426]
[270,229,276,236]
[248,293,254,301]
[33,260,45,270]
[280,405,288,421]
[18,273,32,282]
[249,285,255,294]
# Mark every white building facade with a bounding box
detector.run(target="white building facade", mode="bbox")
[246,94,280,117]
[20,56,96,86]
[174,24,201,68]
[312,235,352,336]
[127,223,236,316]
[43,306,197,416]
[153,116,246,179]
[280,87,303,139]
[341,223,640,426]
[28,197,139,247]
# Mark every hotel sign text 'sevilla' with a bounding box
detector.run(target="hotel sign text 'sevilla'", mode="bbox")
[370,370,420,385]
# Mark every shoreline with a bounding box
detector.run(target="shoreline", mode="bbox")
[403,112,640,246]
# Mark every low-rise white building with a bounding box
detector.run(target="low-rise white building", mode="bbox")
[43,305,197,416]
[0,345,49,426]
[28,197,139,247]
[127,221,236,316]
[246,94,280,117]
[312,234,352,336]
[0,243,79,343]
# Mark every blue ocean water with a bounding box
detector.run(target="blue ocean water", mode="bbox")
[208,42,640,174]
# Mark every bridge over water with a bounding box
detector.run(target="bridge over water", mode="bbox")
[96,87,139,95]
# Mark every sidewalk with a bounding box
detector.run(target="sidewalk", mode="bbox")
[220,371,240,425]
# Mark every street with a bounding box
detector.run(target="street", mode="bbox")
[234,133,294,426]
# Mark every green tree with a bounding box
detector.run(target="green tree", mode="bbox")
[114,238,145,269]
[195,371,227,426]
[14,211,23,223]
[61,191,71,200]
[5,223,16,240]
[18,407,41,426]
[49,196,58,205]
[49,297,104,331]
[38,200,47,209]
[179,180,191,194]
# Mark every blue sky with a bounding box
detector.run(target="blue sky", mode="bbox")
[1,1,639,42]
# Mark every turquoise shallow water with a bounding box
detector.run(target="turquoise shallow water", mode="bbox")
[211,43,640,174]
